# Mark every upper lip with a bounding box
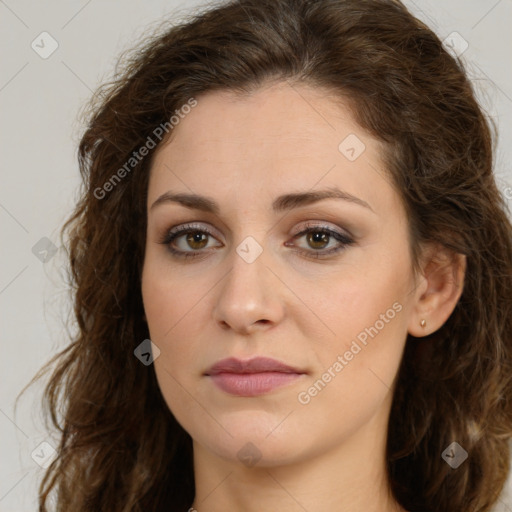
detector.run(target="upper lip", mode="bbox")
[205,357,305,376]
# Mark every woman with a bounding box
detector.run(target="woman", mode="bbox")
[31,0,512,510]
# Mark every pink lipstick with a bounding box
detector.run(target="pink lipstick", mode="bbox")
[205,357,305,397]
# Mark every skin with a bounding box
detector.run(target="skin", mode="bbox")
[141,80,465,512]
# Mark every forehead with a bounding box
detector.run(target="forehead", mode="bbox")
[158,82,368,157]
[148,81,397,214]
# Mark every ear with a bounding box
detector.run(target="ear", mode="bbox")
[408,244,466,337]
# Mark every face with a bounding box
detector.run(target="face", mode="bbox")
[141,81,419,468]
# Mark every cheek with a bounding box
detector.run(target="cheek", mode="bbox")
[300,246,411,387]
[142,256,208,342]
[142,265,210,426]
[141,250,229,371]
[141,261,205,392]
[308,251,409,335]
[292,271,409,440]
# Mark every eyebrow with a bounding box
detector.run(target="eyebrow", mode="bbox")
[150,187,374,214]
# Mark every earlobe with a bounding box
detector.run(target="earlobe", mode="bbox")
[408,246,466,337]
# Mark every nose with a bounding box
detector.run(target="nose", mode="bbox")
[212,243,286,334]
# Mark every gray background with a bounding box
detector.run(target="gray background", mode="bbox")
[1,0,511,510]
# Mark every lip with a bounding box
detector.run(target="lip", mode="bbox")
[205,357,306,397]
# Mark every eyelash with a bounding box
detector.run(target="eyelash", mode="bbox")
[158,222,355,260]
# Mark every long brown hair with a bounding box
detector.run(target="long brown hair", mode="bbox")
[23,0,512,510]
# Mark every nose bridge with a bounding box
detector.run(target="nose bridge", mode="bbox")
[212,235,284,331]
[223,236,270,303]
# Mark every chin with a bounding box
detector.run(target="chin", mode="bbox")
[190,412,318,468]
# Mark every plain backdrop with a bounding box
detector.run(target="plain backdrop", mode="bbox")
[1,0,511,510]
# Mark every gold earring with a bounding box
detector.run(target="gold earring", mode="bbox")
[420,319,426,328]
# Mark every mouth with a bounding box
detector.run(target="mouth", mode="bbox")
[204,357,307,397]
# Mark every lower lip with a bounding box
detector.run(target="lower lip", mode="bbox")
[209,372,303,396]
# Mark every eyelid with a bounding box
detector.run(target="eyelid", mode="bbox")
[166,222,221,239]
[157,221,224,249]
[289,220,353,238]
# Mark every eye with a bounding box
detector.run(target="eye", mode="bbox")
[158,223,223,259]
[158,221,355,261]
[285,222,355,258]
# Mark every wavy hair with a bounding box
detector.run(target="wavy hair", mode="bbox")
[24,0,512,510]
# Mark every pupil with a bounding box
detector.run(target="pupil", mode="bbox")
[308,231,329,248]
[187,231,207,248]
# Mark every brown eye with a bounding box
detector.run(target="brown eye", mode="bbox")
[160,223,223,259]
[285,224,355,259]
[186,231,209,249]
[306,231,330,249]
